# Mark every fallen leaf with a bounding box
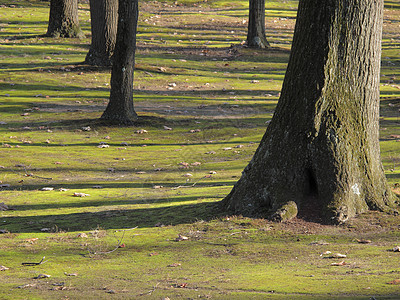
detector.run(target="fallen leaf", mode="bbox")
[331,261,347,266]
[167,263,181,267]
[73,193,90,197]
[223,147,232,150]
[149,252,159,256]
[25,238,39,243]
[163,125,172,130]
[153,185,163,189]
[173,283,187,288]
[135,129,148,134]
[0,265,9,271]
[175,235,189,242]
[59,188,69,192]
[387,279,400,285]
[183,173,193,177]
[17,283,36,289]
[191,162,201,166]
[41,187,54,191]
[35,274,51,279]
[76,233,88,238]
[118,243,126,248]
[64,272,78,276]
[356,239,372,244]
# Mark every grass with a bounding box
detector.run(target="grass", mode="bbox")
[0,0,399,299]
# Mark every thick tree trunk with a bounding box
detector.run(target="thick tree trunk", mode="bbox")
[246,0,270,48]
[223,0,396,224]
[101,0,138,124]
[85,0,118,66]
[46,0,84,38]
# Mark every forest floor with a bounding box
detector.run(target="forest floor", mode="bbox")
[0,0,400,299]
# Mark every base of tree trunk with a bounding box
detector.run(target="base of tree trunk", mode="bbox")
[46,26,85,38]
[100,111,138,125]
[246,36,270,49]
[85,50,113,66]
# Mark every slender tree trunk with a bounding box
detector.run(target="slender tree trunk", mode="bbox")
[85,0,118,66]
[223,0,396,224]
[246,0,270,48]
[101,0,138,124]
[46,0,84,38]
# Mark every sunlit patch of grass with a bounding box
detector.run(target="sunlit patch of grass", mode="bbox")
[0,0,399,299]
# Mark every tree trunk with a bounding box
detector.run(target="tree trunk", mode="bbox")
[223,0,396,224]
[246,0,270,48]
[46,0,84,38]
[101,0,138,124]
[85,0,118,66]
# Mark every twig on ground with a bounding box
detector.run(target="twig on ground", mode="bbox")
[171,175,210,190]
[22,256,47,266]
[138,282,160,296]
[87,227,138,256]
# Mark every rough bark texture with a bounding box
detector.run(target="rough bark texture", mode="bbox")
[246,0,270,48]
[85,0,118,66]
[46,0,84,38]
[101,0,138,124]
[223,0,396,224]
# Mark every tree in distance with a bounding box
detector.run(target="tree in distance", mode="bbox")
[46,0,84,38]
[246,0,270,48]
[223,0,397,224]
[85,0,118,66]
[101,0,138,124]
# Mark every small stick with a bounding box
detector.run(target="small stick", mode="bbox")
[22,256,47,266]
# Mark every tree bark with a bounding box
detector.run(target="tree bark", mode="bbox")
[223,0,396,224]
[246,0,270,48]
[85,0,118,66]
[101,0,138,124]
[46,0,84,38]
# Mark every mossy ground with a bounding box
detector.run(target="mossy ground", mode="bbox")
[0,0,399,299]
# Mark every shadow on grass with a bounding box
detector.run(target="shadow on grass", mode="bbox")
[1,201,225,233]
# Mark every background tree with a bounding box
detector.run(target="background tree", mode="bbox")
[246,0,270,48]
[223,0,396,223]
[101,0,138,124]
[46,0,84,38]
[85,0,118,66]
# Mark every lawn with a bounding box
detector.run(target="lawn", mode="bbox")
[0,0,399,299]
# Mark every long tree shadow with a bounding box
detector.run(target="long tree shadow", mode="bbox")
[1,201,225,233]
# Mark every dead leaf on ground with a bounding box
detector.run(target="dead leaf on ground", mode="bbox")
[41,187,54,191]
[25,238,38,243]
[17,283,36,289]
[135,129,148,134]
[182,173,193,177]
[64,272,78,276]
[73,192,90,197]
[167,263,181,267]
[191,162,201,166]
[356,239,372,244]
[175,235,189,242]
[331,261,347,266]
[0,265,9,271]
[76,233,88,238]
[387,279,400,285]
[163,125,172,130]
[35,274,51,279]
[173,283,187,288]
